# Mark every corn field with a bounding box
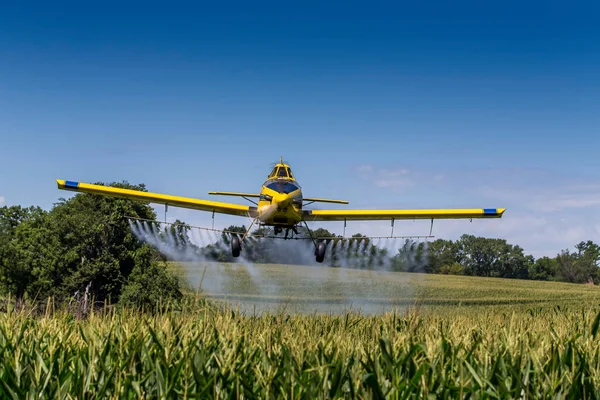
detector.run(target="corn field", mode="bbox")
[1,297,600,399]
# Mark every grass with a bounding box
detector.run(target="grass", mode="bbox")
[2,263,600,397]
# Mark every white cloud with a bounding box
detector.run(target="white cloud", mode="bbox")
[0,196,4,206]
[358,164,600,212]
[480,182,600,212]
[356,164,375,175]
[531,196,600,212]
[356,164,415,191]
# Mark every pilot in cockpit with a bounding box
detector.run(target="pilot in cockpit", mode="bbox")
[277,168,288,178]
[269,166,294,180]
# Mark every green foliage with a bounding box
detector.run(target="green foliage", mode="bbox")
[556,241,600,284]
[311,227,336,238]
[0,206,51,298]
[221,224,246,242]
[118,246,182,311]
[169,219,194,248]
[439,262,465,275]
[426,239,459,273]
[458,234,532,279]
[529,256,558,281]
[391,239,428,272]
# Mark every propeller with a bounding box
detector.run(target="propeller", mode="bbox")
[258,202,278,221]
[257,192,299,222]
[267,156,291,168]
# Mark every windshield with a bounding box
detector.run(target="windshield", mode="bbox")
[266,181,300,194]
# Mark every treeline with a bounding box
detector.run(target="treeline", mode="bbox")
[1,184,599,309]
[419,235,599,283]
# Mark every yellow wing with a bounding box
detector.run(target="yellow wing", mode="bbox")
[303,208,505,221]
[56,180,257,218]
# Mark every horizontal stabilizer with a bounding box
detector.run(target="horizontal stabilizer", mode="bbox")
[303,197,349,204]
[208,191,261,198]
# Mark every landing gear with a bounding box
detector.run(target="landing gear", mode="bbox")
[231,235,241,258]
[302,219,328,263]
[315,241,327,263]
[230,217,258,258]
[283,226,299,240]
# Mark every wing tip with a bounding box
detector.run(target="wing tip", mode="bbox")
[484,207,506,217]
[56,179,79,189]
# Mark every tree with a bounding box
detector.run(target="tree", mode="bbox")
[311,228,336,240]
[456,235,531,279]
[556,250,582,283]
[426,239,459,274]
[221,225,247,242]
[169,219,193,247]
[556,241,600,284]
[456,235,494,276]
[439,262,465,275]
[0,206,51,299]
[529,256,558,281]
[118,245,182,312]
[390,239,428,272]
[575,240,600,283]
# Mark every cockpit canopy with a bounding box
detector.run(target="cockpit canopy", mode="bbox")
[268,165,294,180]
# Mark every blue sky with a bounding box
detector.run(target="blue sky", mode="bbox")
[1,0,598,258]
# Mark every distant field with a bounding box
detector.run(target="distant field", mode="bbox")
[170,262,600,314]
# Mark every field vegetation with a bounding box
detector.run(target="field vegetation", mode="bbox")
[1,274,600,398]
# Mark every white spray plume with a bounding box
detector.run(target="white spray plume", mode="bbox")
[128,219,426,315]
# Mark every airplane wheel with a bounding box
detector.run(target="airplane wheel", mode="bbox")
[231,235,241,258]
[315,241,326,263]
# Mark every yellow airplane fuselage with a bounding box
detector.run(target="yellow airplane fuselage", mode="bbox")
[257,177,303,227]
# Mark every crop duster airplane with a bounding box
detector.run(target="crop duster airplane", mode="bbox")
[56,158,505,263]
